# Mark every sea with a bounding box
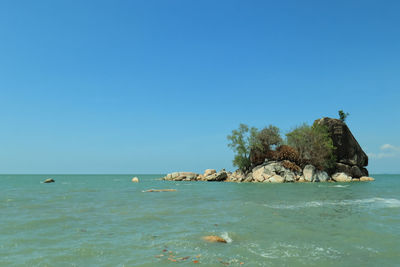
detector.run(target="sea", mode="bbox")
[1,174,399,266]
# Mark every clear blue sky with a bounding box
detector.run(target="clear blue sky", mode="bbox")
[0,0,399,174]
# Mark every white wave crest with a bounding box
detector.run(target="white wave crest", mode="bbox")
[263,197,400,209]
[221,232,232,243]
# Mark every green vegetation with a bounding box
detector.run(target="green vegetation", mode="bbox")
[256,125,283,152]
[228,121,336,172]
[227,124,283,172]
[286,123,336,170]
[338,110,349,122]
[227,124,259,172]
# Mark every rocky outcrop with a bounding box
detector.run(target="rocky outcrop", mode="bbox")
[162,162,373,183]
[43,178,55,183]
[315,117,368,178]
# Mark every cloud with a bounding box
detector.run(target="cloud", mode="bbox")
[368,144,400,159]
[380,144,400,151]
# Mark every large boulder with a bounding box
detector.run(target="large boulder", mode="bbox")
[315,171,330,182]
[332,172,352,182]
[303,165,316,182]
[252,165,272,182]
[315,118,368,167]
[204,171,228,181]
[204,169,216,177]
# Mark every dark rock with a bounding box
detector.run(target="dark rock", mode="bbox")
[43,178,55,183]
[351,165,363,178]
[361,167,369,177]
[315,117,368,168]
[205,171,228,181]
[335,163,353,175]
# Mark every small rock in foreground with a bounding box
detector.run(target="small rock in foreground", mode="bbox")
[43,178,55,183]
[202,235,227,243]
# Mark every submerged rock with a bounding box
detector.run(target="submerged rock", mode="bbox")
[360,176,375,182]
[143,189,177,192]
[202,235,227,243]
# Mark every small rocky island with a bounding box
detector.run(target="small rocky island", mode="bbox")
[163,117,374,183]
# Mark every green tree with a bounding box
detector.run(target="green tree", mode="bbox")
[227,124,259,172]
[256,125,283,152]
[338,110,349,122]
[286,123,335,170]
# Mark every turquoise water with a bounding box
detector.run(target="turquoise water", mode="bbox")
[1,174,399,266]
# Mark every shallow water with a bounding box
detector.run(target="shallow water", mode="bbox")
[1,174,399,266]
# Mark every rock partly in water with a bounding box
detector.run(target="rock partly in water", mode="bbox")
[164,172,198,181]
[360,176,375,182]
[202,235,227,243]
[143,189,177,192]
[132,177,139,183]
[314,170,330,182]
[315,117,369,178]
[228,170,246,182]
[332,172,352,182]
[43,178,55,183]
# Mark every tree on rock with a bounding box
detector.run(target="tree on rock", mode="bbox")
[338,110,349,122]
[227,124,259,172]
[256,125,283,151]
[286,123,336,171]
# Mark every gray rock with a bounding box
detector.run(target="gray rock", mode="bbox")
[303,165,316,182]
[351,165,363,178]
[314,171,329,182]
[283,170,296,182]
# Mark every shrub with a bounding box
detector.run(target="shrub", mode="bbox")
[281,160,302,173]
[286,123,335,170]
[275,145,300,164]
